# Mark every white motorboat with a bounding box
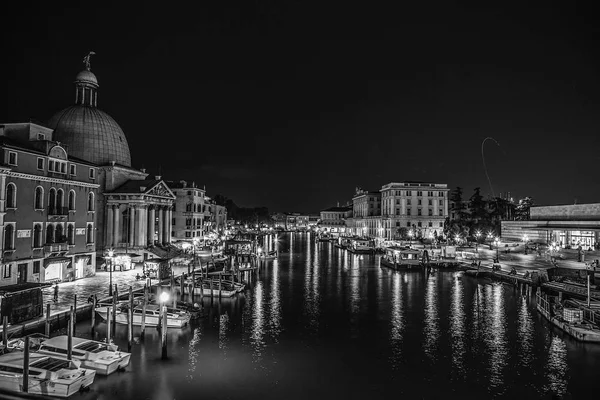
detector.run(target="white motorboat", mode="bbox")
[95,302,191,328]
[36,336,130,376]
[0,352,95,397]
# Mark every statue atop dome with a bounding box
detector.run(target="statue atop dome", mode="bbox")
[83,51,96,71]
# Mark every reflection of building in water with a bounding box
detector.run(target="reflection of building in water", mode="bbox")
[502,203,600,249]
[487,284,507,392]
[544,335,568,396]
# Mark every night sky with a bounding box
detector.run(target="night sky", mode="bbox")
[2,2,600,213]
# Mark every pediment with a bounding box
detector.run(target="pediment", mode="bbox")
[145,181,176,199]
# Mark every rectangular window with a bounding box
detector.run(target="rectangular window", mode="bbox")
[406,191,411,196]
[406,222,411,227]
[429,209,433,216]
[8,151,17,166]
[187,191,192,195]
[407,199,411,205]
[439,199,443,206]
[439,192,444,197]
[418,222,422,227]
[38,133,45,140]
[37,158,44,170]
[3,265,11,278]
[418,200,422,205]
[418,209,422,216]
[439,209,443,216]
[185,232,191,238]
[407,208,411,215]
[396,222,400,227]
[439,222,444,227]
[428,199,432,206]
[417,191,422,196]
[428,222,433,227]
[89,168,95,179]
[33,261,41,274]
[70,164,76,175]
[60,163,66,173]
[48,160,54,171]
[396,208,400,215]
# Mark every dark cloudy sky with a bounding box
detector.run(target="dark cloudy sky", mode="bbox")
[2,2,600,213]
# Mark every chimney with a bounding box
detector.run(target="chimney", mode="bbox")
[180,180,187,188]
[155,175,162,180]
[140,168,146,173]
[337,201,339,207]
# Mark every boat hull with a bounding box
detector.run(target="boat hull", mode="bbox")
[95,308,189,328]
[0,369,95,398]
[537,304,600,343]
[380,258,424,270]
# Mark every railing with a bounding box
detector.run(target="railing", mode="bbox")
[44,243,69,253]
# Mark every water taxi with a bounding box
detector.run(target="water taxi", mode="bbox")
[536,293,600,343]
[36,336,130,376]
[0,352,95,397]
[347,238,375,254]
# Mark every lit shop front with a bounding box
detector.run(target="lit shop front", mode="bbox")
[44,257,71,283]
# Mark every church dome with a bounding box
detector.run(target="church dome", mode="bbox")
[47,62,132,167]
[48,106,131,167]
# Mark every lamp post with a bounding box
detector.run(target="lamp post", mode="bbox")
[475,230,481,253]
[408,230,413,247]
[487,232,494,250]
[494,237,500,263]
[454,234,461,247]
[108,249,114,296]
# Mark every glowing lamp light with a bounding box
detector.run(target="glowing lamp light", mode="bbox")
[258,247,262,254]
[159,292,170,303]
[108,249,114,258]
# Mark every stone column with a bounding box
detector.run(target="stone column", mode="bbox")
[148,207,156,245]
[106,204,114,249]
[136,206,145,247]
[166,207,173,244]
[162,207,169,244]
[129,205,136,247]
[139,206,147,247]
[113,205,121,247]
[157,206,163,245]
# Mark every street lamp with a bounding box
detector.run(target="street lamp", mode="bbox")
[454,234,461,246]
[159,291,169,329]
[494,237,500,263]
[487,232,494,249]
[108,249,114,296]
[475,230,481,253]
[408,230,413,247]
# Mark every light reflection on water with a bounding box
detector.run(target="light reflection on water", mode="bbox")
[389,272,403,370]
[423,273,439,360]
[74,234,594,400]
[449,274,465,380]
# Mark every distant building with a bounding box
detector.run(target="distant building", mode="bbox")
[380,182,449,240]
[1,122,99,285]
[319,206,352,237]
[168,180,205,241]
[502,203,600,249]
[347,188,381,238]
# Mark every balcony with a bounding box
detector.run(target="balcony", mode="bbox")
[44,242,69,257]
[48,206,69,221]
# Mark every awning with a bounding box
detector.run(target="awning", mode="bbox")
[43,257,71,267]
[75,255,91,264]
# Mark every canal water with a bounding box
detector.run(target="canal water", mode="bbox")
[71,233,598,400]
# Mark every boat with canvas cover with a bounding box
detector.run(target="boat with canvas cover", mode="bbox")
[95,302,191,328]
[35,336,130,376]
[0,352,95,397]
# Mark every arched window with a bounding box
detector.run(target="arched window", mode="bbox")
[4,224,14,250]
[33,224,42,248]
[48,188,56,213]
[56,189,64,210]
[34,187,44,210]
[86,224,93,244]
[46,224,55,244]
[56,224,64,242]
[6,183,16,208]
[67,224,74,245]
[68,190,76,211]
[88,192,95,212]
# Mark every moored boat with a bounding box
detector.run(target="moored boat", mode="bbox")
[0,352,95,397]
[347,238,375,254]
[95,302,191,328]
[37,336,130,376]
[536,293,600,343]
[380,246,425,270]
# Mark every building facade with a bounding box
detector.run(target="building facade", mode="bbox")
[169,181,206,241]
[348,189,382,238]
[502,203,600,249]
[319,206,352,236]
[380,182,449,240]
[1,123,98,285]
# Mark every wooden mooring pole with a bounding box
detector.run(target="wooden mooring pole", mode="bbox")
[45,303,51,337]
[73,294,77,328]
[112,285,118,333]
[91,295,96,336]
[23,336,30,393]
[128,286,134,352]
[2,316,7,349]
[180,273,185,301]
[67,306,73,360]
[141,284,147,341]
[219,274,222,299]
[106,306,112,343]
[161,305,168,360]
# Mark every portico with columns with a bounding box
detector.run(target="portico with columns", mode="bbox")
[104,180,175,252]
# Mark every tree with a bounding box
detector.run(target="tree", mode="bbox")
[515,197,534,221]
[469,187,487,221]
[449,186,466,220]
[397,227,408,239]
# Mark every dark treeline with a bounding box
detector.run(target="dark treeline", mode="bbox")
[213,194,271,224]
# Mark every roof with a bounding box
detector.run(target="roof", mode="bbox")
[0,283,49,296]
[110,179,175,198]
[322,206,351,212]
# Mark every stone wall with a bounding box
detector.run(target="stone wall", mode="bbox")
[501,221,546,242]
[531,203,600,221]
